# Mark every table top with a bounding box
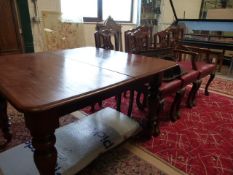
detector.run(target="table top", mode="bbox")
[0,47,176,114]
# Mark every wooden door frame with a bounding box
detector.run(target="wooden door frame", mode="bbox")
[11,0,24,53]
[16,0,34,53]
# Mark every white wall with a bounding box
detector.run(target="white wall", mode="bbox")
[172,0,202,19]
[158,0,202,31]
[207,8,233,19]
[27,0,136,52]
[158,0,174,31]
[27,0,203,51]
[27,0,61,52]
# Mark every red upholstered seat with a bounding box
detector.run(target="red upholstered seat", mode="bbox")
[158,78,184,122]
[179,61,216,79]
[159,79,182,97]
[196,62,216,78]
[178,45,222,97]
[178,61,193,72]
[179,70,199,87]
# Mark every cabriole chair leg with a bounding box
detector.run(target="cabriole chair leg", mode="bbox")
[187,80,202,108]
[170,88,185,122]
[205,73,215,96]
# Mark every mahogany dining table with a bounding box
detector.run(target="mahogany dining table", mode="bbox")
[0,47,177,174]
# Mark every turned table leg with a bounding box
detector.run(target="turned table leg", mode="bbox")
[145,74,162,138]
[25,114,59,175]
[0,95,12,146]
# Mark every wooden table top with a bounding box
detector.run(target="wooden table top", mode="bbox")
[0,47,176,113]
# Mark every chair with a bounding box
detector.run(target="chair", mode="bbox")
[93,16,133,115]
[153,31,173,58]
[94,29,120,51]
[167,26,184,48]
[154,49,200,121]
[178,45,221,97]
[125,27,174,58]
[124,26,151,110]
[94,16,122,51]
[125,26,151,53]
[170,49,200,107]
[154,31,170,49]
[124,27,187,123]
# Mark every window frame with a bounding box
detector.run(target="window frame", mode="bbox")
[82,0,133,23]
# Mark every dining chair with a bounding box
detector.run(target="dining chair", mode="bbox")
[154,31,170,49]
[170,49,200,107]
[167,26,184,48]
[125,26,151,53]
[177,45,222,104]
[124,26,189,123]
[92,16,132,115]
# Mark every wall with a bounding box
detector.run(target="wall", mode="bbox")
[158,0,174,31]
[172,0,202,19]
[27,0,61,52]
[27,0,136,52]
[27,0,202,52]
[158,0,202,31]
[207,8,233,19]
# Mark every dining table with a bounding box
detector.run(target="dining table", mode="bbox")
[0,47,177,174]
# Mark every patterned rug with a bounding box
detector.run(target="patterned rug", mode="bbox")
[1,76,232,175]
[0,105,77,150]
[139,91,233,175]
[201,75,233,97]
[79,145,168,175]
[82,76,233,175]
[0,106,176,175]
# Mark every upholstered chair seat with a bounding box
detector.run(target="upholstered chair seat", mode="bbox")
[159,80,182,97]
[179,70,199,87]
[179,61,216,78]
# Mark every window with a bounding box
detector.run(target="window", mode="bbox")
[61,0,133,23]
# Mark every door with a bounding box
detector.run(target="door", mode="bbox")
[0,0,23,55]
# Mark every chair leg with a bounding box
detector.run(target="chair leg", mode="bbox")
[123,91,127,98]
[187,80,202,108]
[153,97,164,136]
[136,85,148,111]
[157,98,164,117]
[170,88,185,122]
[116,93,121,112]
[91,104,95,112]
[142,90,148,108]
[205,73,215,96]
[187,83,195,108]
[127,90,134,117]
[98,101,102,107]
[136,89,144,111]
[91,100,103,112]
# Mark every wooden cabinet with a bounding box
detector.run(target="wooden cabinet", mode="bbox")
[0,0,23,55]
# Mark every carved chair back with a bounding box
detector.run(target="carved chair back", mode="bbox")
[124,26,150,53]
[94,29,120,50]
[94,16,122,51]
[167,26,184,47]
[154,31,170,49]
